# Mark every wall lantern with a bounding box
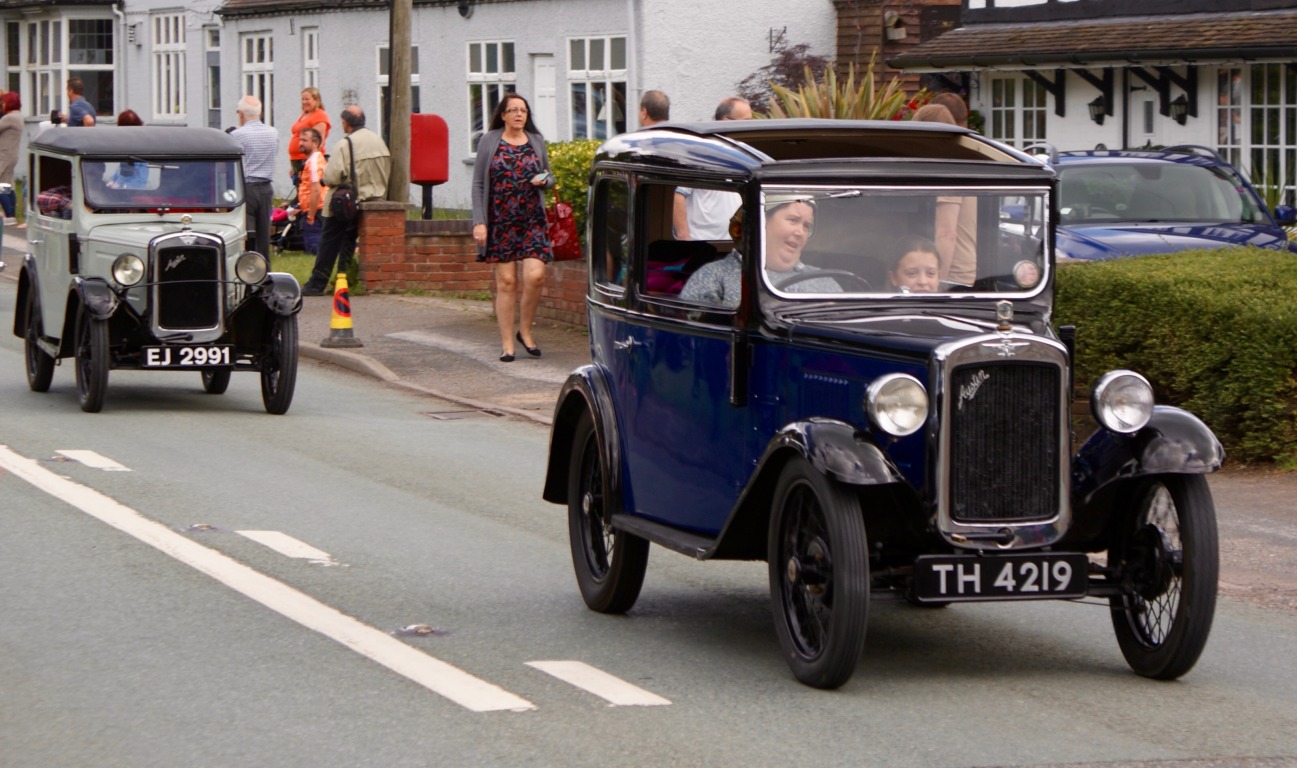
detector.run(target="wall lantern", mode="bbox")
[1087,96,1107,126]
[1170,94,1189,125]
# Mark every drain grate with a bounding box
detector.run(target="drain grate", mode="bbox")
[423,410,496,420]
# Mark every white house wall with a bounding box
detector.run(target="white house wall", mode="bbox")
[214,0,835,209]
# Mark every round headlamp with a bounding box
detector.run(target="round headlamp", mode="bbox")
[111,254,145,286]
[1091,370,1154,434]
[866,374,928,437]
[235,251,269,284]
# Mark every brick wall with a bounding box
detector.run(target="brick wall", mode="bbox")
[357,203,589,328]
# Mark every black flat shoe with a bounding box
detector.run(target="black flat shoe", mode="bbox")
[516,331,542,357]
[499,352,515,363]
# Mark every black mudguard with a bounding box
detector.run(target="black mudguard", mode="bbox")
[259,272,303,316]
[542,365,621,511]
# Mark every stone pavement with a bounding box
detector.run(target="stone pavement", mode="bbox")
[295,290,587,425]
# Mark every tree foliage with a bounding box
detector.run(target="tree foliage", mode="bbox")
[737,42,833,115]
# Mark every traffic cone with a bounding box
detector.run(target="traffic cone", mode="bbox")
[320,273,364,348]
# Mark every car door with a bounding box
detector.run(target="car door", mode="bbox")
[29,153,76,340]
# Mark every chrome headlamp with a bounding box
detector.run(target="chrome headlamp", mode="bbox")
[111,254,145,287]
[235,251,269,284]
[866,374,929,437]
[1091,370,1154,434]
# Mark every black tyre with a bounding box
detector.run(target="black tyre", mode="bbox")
[201,368,232,394]
[74,308,109,413]
[768,455,869,689]
[260,315,299,415]
[24,290,55,393]
[1109,474,1218,680]
[567,410,648,613]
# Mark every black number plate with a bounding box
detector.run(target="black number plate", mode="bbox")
[141,345,232,368]
[912,552,1089,602]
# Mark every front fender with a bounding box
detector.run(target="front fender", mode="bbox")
[542,365,621,509]
[1072,405,1224,507]
[12,258,39,338]
[764,419,903,487]
[73,277,120,320]
[258,272,303,316]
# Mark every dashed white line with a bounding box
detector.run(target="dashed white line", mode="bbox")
[56,450,131,471]
[526,660,671,706]
[237,530,339,565]
[0,444,535,714]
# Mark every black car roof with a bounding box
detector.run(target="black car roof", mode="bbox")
[595,118,1046,177]
[29,126,244,158]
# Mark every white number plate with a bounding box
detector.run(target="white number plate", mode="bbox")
[912,553,1088,602]
[141,345,232,368]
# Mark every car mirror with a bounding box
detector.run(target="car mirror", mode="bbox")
[1273,204,1296,227]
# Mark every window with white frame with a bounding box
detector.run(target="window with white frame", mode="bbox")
[242,32,274,125]
[6,14,115,118]
[377,44,419,140]
[1216,68,1243,167]
[5,22,20,94]
[567,35,626,141]
[987,74,1046,149]
[467,41,516,152]
[303,28,319,90]
[206,28,220,112]
[1248,63,1296,208]
[151,13,186,120]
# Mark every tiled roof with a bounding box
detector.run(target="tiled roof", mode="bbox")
[889,9,1297,71]
[217,0,514,18]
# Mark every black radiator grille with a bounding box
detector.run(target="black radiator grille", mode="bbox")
[155,244,221,329]
[948,362,1060,522]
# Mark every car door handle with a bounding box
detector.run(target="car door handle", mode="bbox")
[613,337,640,351]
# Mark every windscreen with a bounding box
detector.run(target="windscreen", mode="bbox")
[754,185,1049,299]
[81,158,244,211]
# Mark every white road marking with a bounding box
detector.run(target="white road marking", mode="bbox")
[237,530,339,565]
[526,661,671,707]
[55,450,131,471]
[0,445,535,713]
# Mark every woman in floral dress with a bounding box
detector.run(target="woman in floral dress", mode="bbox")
[471,93,554,361]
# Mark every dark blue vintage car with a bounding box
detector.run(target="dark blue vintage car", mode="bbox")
[543,119,1223,689]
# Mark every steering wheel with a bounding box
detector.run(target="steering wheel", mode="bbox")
[776,269,872,292]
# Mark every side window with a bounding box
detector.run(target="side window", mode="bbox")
[590,176,629,289]
[644,183,733,304]
[35,155,73,219]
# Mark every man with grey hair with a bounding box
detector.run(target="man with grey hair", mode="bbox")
[231,94,280,259]
[302,105,391,295]
[639,90,670,127]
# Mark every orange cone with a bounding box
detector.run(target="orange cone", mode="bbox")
[320,274,364,348]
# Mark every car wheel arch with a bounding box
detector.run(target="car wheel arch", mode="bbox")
[543,366,623,511]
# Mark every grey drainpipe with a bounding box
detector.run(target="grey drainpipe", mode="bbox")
[112,3,127,117]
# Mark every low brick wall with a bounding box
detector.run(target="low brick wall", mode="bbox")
[357,203,588,328]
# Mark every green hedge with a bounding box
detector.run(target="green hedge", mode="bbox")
[547,139,601,247]
[1055,248,1297,466]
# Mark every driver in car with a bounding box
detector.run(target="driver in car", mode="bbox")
[680,194,840,307]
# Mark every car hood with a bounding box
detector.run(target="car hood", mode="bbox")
[1057,222,1297,260]
[782,311,1049,358]
[85,220,247,250]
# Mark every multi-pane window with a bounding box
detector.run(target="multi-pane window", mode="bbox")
[303,29,319,90]
[242,32,274,125]
[377,45,420,141]
[27,19,62,117]
[69,19,113,115]
[5,22,20,93]
[1217,68,1244,166]
[206,28,221,112]
[151,13,186,120]
[567,35,626,140]
[467,41,516,152]
[1248,63,1296,208]
[988,74,1045,148]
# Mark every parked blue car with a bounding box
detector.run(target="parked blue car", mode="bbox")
[1049,145,1297,261]
[543,120,1223,689]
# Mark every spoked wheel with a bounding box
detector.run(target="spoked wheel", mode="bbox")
[768,455,869,689]
[201,368,232,394]
[74,307,109,413]
[567,410,648,613]
[1109,474,1218,680]
[24,290,55,392]
[260,315,299,415]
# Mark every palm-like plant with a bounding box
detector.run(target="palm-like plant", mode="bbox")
[764,52,919,120]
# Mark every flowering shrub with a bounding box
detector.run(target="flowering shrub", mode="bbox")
[545,139,601,247]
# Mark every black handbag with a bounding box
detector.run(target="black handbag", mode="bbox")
[329,136,358,222]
